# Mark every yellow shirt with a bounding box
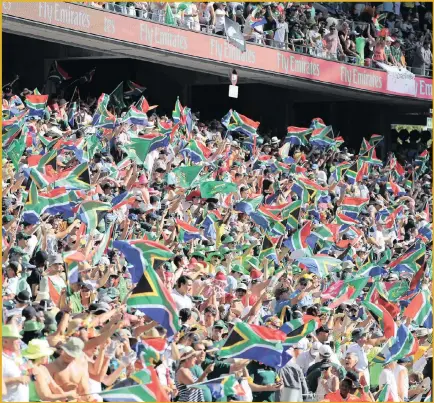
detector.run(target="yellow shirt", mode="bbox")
[414,345,428,362]
[216,223,226,248]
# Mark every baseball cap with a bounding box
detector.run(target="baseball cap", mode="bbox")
[310,341,322,356]
[319,344,333,358]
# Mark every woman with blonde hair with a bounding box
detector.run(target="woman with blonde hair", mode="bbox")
[175,348,215,402]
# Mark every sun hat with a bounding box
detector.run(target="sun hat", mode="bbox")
[21,320,44,334]
[231,264,248,275]
[222,236,235,244]
[2,325,22,338]
[236,283,248,291]
[22,339,55,359]
[60,337,85,358]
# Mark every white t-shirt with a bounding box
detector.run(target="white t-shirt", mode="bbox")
[23,235,38,257]
[215,9,226,32]
[379,368,400,402]
[171,289,192,312]
[296,350,317,374]
[2,353,29,402]
[393,364,408,400]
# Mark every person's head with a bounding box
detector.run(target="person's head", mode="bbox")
[345,352,359,369]
[316,326,330,343]
[297,278,309,291]
[274,287,290,301]
[59,337,85,364]
[48,254,64,273]
[176,275,193,296]
[339,378,353,398]
[352,327,367,346]
[235,283,247,299]
[212,320,228,342]
[179,308,192,324]
[7,261,21,278]
[193,342,207,361]
[22,339,55,365]
[179,349,198,368]
[204,306,217,326]
[2,325,22,353]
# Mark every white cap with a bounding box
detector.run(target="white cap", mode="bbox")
[310,341,322,356]
[319,344,333,358]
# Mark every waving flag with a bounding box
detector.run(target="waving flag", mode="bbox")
[259,235,279,263]
[176,219,202,242]
[362,301,396,338]
[77,200,111,232]
[376,384,394,402]
[63,250,87,284]
[309,126,334,148]
[384,324,418,364]
[54,163,90,190]
[403,289,432,328]
[283,221,311,252]
[99,370,157,402]
[249,205,280,231]
[171,165,203,189]
[114,240,174,283]
[188,375,245,400]
[48,61,71,83]
[219,323,286,368]
[124,80,146,98]
[136,95,156,114]
[234,195,263,215]
[310,117,326,129]
[283,318,318,346]
[25,94,48,117]
[335,211,359,225]
[285,127,311,146]
[172,96,188,125]
[369,134,383,146]
[340,197,369,215]
[281,200,302,230]
[295,255,341,278]
[23,185,74,224]
[226,110,260,137]
[360,146,383,166]
[127,267,180,337]
[200,181,238,199]
[389,242,426,273]
[123,105,148,126]
[181,139,212,163]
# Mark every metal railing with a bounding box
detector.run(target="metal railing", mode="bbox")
[77,2,432,78]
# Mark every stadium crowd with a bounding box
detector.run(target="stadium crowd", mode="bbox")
[84,2,433,75]
[1,67,433,403]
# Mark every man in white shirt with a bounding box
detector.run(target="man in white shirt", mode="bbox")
[296,341,321,375]
[346,328,370,388]
[2,325,29,402]
[171,275,193,312]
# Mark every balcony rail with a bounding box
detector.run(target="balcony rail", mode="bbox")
[75,2,432,78]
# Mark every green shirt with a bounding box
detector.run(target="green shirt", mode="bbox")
[355,37,366,65]
[247,361,277,402]
[191,365,213,402]
[391,46,402,63]
[202,357,231,380]
[69,292,84,314]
